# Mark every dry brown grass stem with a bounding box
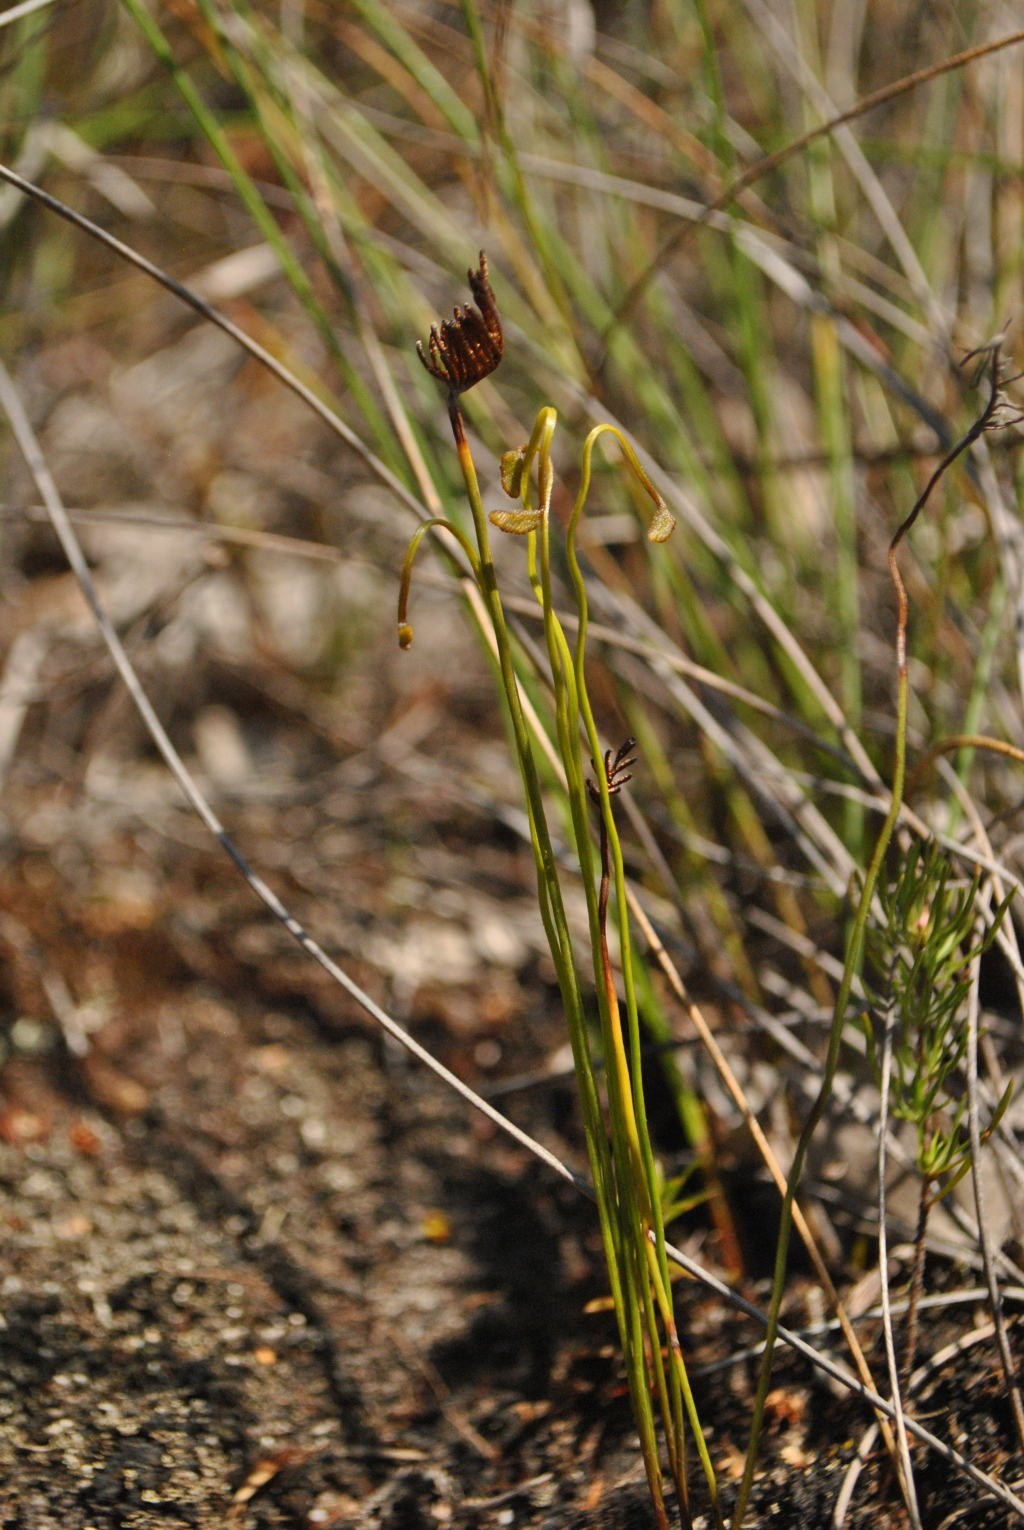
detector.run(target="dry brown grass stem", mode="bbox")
[611,25,1024,328]
[967,951,1024,1458]
[0,159,429,524]
[906,734,1024,798]
[625,891,905,1479]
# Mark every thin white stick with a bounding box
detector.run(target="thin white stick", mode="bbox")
[693,1288,1024,1379]
[656,1230,1024,1521]
[0,0,56,27]
[0,160,429,528]
[833,1314,1018,1526]
[832,1421,879,1529]
[0,358,585,1196]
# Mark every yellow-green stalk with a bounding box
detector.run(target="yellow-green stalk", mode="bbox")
[402,259,722,1530]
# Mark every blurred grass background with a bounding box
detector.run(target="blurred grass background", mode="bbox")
[2,0,1024,1270]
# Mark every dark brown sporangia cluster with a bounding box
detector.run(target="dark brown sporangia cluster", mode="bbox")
[587,738,636,804]
[416,252,503,393]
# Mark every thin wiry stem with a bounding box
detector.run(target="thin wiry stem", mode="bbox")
[966,949,1024,1458]
[876,982,923,1528]
[731,349,1006,1530]
[901,1177,933,1391]
[906,734,1024,799]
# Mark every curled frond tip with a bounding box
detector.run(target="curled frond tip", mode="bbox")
[647,499,676,543]
[500,445,527,498]
[489,508,544,535]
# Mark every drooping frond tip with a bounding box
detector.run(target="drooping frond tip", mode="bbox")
[396,518,483,652]
[416,252,504,394]
[646,499,675,543]
[490,444,540,532]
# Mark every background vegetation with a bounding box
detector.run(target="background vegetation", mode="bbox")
[2,0,1024,1525]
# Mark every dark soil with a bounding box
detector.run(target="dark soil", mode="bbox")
[0,789,1020,1530]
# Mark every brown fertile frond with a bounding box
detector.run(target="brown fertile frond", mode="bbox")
[416,252,504,394]
[588,737,637,803]
[606,737,637,793]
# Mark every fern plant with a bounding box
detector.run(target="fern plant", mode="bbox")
[399,256,721,1530]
